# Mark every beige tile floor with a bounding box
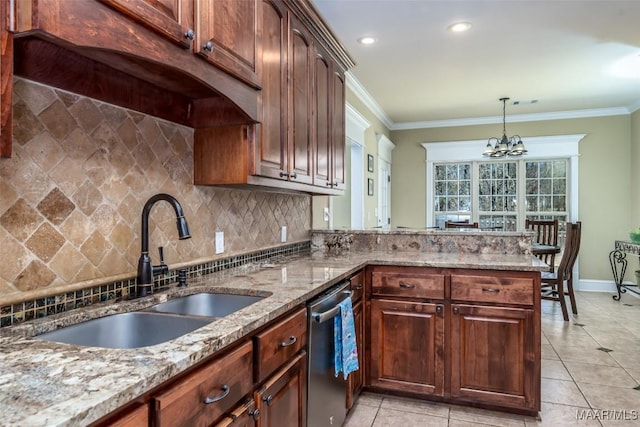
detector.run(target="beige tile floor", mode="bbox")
[345,291,640,427]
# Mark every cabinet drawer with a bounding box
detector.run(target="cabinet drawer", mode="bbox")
[153,341,253,427]
[349,271,365,303]
[254,307,307,383]
[371,268,444,299]
[451,274,535,306]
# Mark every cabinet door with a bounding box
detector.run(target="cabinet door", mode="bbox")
[196,0,260,88]
[450,304,539,411]
[313,48,331,188]
[153,341,254,427]
[0,0,12,158]
[98,0,194,48]
[346,298,364,410]
[330,68,346,189]
[288,18,314,185]
[255,0,287,180]
[255,352,307,427]
[369,299,444,396]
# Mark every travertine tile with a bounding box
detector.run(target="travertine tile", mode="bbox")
[541,378,590,407]
[2,78,310,297]
[13,260,56,291]
[0,228,30,282]
[38,100,77,140]
[449,405,527,427]
[25,223,65,262]
[551,345,619,366]
[0,198,43,241]
[542,359,572,381]
[524,402,602,426]
[357,392,384,408]
[37,187,75,225]
[564,362,639,388]
[372,407,448,427]
[380,395,449,418]
[344,403,379,427]
[577,382,640,412]
[541,344,560,360]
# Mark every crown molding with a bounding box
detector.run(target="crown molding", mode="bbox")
[392,107,633,130]
[345,72,394,129]
[345,73,639,130]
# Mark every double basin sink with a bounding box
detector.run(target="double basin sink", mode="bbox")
[36,293,266,349]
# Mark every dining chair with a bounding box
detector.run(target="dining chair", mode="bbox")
[445,221,479,229]
[526,218,559,272]
[541,221,581,321]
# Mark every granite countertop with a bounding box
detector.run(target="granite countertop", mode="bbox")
[0,250,548,427]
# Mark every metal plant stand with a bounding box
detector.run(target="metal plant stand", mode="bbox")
[609,240,640,301]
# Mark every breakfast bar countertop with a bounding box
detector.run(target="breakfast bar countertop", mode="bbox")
[0,249,548,427]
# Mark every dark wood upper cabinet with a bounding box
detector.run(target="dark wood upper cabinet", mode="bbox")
[0,0,12,158]
[97,0,195,48]
[196,0,260,88]
[313,48,331,188]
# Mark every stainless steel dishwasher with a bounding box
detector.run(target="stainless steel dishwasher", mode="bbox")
[307,281,353,427]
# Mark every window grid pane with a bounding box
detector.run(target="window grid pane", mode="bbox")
[434,163,472,228]
[431,158,569,231]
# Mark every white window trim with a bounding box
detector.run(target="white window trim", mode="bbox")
[421,134,585,228]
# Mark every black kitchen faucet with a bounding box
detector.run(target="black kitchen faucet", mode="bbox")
[137,193,191,297]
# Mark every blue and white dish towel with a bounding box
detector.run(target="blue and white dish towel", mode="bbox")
[334,296,359,379]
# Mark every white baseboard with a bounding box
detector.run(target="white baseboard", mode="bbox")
[576,279,640,298]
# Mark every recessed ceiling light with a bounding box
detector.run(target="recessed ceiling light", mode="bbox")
[357,36,377,45]
[448,22,472,33]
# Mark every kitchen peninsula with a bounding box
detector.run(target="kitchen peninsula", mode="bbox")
[0,230,547,426]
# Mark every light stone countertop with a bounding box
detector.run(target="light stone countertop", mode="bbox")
[0,250,548,427]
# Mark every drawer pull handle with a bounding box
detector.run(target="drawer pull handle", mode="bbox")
[263,395,274,406]
[399,282,415,289]
[279,336,297,347]
[203,384,230,404]
[354,284,363,290]
[482,288,500,293]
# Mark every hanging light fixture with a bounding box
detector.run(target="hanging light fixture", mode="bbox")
[482,97,527,158]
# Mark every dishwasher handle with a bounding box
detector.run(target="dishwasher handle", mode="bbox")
[311,290,353,323]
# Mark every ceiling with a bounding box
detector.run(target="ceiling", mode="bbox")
[311,0,640,130]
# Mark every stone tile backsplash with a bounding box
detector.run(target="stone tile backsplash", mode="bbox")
[0,78,311,299]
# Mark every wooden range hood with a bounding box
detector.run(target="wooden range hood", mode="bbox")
[4,0,259,157]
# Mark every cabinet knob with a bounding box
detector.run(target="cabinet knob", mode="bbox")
[249,408,260,420]
[203,384,230,404]
[354,284,363,290]
[279,335,297,347]
[184,29,195,40]
[453,307,459,315]
[333,181,338,187]
[279,171,289,178]
[290,172,297,180]
[436,305,443,315]
[263,395,274,406]
[203,41,213,52]
[326,182,333,187]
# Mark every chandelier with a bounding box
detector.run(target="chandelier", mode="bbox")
[482,97,527,157]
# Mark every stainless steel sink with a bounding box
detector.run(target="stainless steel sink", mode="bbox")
[144,293,265,318]
[36,312,212,349]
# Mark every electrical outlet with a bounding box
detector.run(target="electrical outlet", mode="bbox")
[323,207,330,222]
[281,226,287,242]
[215,231,224,254]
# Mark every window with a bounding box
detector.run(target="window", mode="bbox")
[423,135,583,231]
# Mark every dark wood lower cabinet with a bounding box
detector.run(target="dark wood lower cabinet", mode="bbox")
[369,299,445,396]
[450,304,538,411]
[365,266,541,416]
[255,351,307,427]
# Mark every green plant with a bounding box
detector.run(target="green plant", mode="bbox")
[630,227,640,244]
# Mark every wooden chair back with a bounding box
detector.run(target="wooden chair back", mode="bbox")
[557,221,581,284]
[526,218,559,269]
[445,221,479,229]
